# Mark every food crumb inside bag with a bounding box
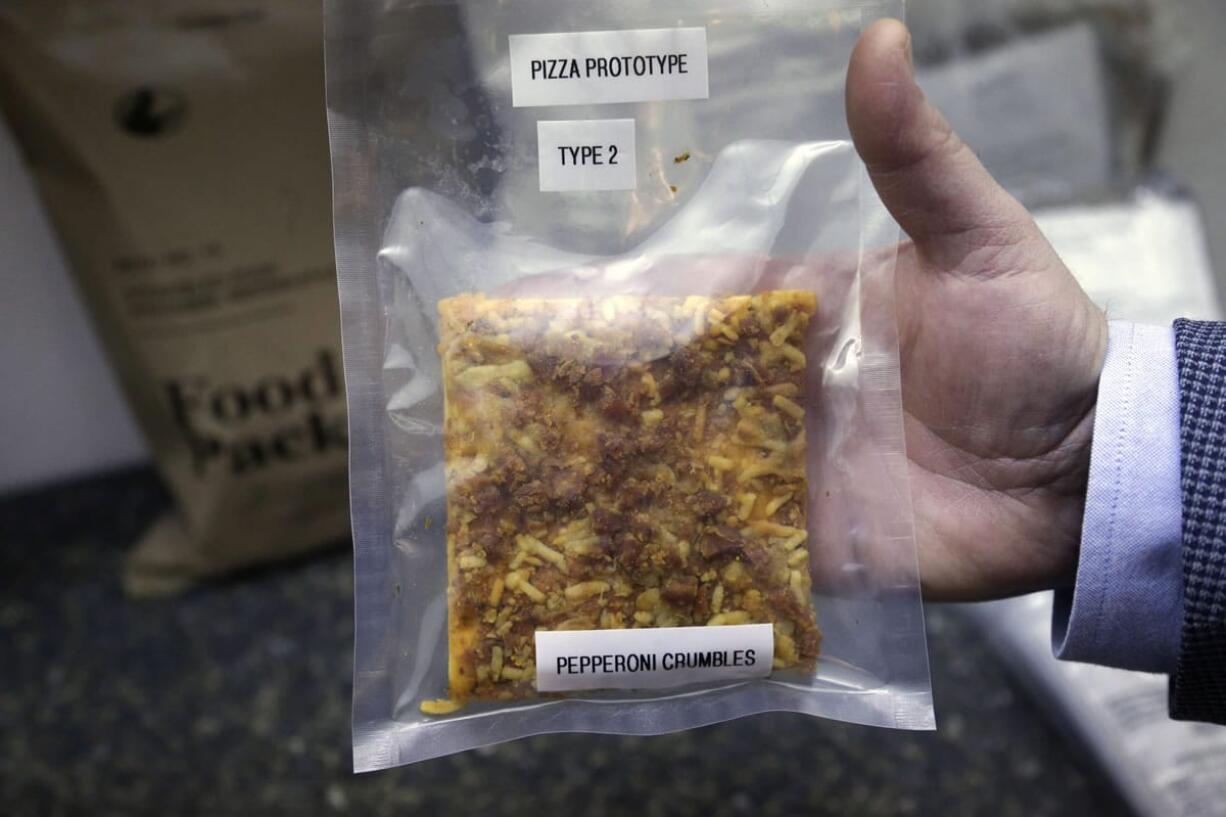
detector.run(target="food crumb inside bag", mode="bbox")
[326,0,931,771]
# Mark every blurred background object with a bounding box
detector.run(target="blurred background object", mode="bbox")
[0,110,148,492]
[3,0,1226,814]
[0,1,349,596]
[916,23,1115,208]
[909,0,1183,201]
[1154,0,1226,283]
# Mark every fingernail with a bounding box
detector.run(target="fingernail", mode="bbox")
[903,31,914,75]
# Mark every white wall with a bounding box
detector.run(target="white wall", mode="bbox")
[0,111,148,494]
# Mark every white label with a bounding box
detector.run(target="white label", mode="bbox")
[535,623,773,692]
[509,27,709,108]
[537,119,636,192]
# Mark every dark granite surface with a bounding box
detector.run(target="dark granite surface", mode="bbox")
[0,467,1132,817]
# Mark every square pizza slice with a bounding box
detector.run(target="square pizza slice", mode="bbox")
[436,290,821,704]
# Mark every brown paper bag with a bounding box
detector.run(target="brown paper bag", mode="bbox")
[0,1,349,595]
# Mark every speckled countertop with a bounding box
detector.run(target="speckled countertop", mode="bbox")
[0,467,1131,817]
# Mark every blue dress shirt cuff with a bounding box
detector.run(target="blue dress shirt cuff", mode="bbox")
[1052,321,1184,674]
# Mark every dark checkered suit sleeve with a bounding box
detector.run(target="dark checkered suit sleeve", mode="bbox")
[1170,319,1226,723]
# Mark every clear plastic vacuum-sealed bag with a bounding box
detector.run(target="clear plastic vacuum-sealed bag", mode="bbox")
[326,0,932,771]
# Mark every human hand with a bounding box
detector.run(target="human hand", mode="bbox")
[846,20,1108,601]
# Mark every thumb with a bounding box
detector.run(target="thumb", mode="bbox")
[846,19,1033,255]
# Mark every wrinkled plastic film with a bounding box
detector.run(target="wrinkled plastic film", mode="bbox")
[327,0,931,772]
